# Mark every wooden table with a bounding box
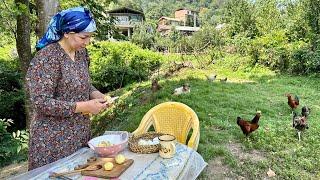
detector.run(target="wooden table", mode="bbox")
[11,143,207,180]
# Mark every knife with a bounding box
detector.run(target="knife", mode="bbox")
[49,172,73,180]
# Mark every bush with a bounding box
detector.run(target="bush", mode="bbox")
[215,54,252,72]
[248,30,290,71]
[0,49,26,130]
[246,30,320,74]
[225,32,252,55]
[289,42,320,74]
[88,41,163,92]
[0,119,29,167]
[131,23,156,49]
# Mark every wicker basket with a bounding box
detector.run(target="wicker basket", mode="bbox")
[128,132,165,154]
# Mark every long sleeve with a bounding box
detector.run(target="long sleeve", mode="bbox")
[90,84,98,94]
[26,55,76,117]
[27,43,92,172]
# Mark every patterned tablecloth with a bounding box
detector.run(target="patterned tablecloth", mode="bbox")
[11,142,207,180]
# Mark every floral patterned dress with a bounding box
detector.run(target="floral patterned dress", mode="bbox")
[26,43,97,170]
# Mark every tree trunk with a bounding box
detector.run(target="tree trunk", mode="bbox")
[35,0,59,38]
[15,0,32,74]
[15,0,32,129]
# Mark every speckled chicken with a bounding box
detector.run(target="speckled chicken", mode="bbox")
[292,106,310,141]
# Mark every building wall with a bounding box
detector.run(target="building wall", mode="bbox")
[110,13,144,26]
[157,9,200,36]
[174,9,199,27]
[174,10,188,21]
[108,13,144,38]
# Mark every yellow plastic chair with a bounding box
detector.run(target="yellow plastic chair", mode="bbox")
[132,102,200,150]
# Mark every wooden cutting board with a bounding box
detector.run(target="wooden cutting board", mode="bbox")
[81,158,134,178]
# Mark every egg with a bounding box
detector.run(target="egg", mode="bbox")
[138,139,148,145]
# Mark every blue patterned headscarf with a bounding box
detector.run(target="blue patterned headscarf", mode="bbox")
[36,7,96,50]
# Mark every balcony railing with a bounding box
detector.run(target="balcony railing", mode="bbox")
[113,16,143,25]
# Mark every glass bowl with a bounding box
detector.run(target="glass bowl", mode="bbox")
[88,131,128,157]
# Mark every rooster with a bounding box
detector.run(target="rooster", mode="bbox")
[292,106,310,141]
[286,93,299,111]
[237,111,261,136]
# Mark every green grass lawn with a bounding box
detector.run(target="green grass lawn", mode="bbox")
[91,63,320,179]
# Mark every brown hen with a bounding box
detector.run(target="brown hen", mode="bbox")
[286,93,299,110]
[237,111,262,136]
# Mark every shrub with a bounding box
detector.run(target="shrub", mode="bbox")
[247,30,320,74]
[88,41,163,92]
[215,54,252,72]
[248,30,290,71]
[225,32,252,55]
[131,23,156,49]
[289,42,320,74]
[0,119,29,167]
[0,49,26,130]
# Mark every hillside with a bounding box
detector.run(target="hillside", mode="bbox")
[90,59,320,179]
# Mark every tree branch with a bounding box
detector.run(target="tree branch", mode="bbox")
[0,0,17,39]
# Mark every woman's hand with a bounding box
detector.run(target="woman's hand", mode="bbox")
[86,98,107,114]
[75,98,107,115]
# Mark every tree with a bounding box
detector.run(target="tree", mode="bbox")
[131,23,156,49]
[198,0,226,25]
[15,0,31,75]
[254,0,284,35]
[0,1,16,46]
[82,0,116,40]
[60,0,117,40]
[222,0,258,38]
[304,0,320,50]
[14,0,32,128]
[35,0,59,38]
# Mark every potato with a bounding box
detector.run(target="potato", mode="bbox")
[115,154,126,164]
[103,162,114,171]
[104,96,112,102]
[98,140,111,147]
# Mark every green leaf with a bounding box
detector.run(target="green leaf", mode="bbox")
[17,145,21,153]
[21,134,29,140]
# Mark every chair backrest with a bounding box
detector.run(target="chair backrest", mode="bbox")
[133,102,200,150]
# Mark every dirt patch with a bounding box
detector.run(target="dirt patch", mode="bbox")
[201,142,267,179]
[0,161,28,179]
[226,142,266,163]
[210,125,225,131]
[202,157,235,180]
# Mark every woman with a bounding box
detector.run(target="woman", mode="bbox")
[26,7,108,170]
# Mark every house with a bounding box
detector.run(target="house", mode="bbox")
[157,8,200,36]
[174,8,200,27]
[107,7,145,38]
